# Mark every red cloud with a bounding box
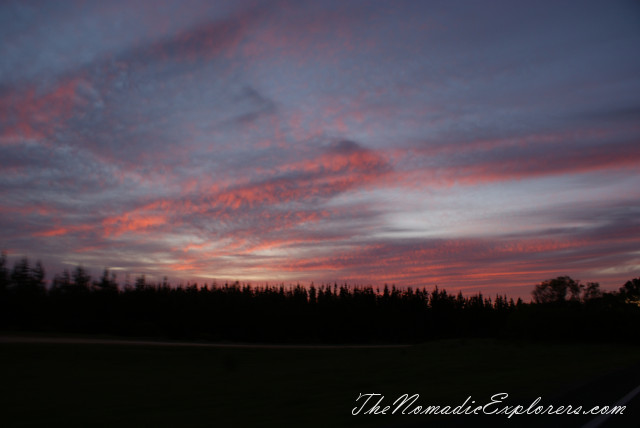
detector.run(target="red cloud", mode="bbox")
[0,77,86,145]
[35,224,94,237]
[102,211,169,237]
[204,141,391,211]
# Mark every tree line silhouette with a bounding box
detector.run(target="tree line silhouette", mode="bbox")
[1,254,639,343]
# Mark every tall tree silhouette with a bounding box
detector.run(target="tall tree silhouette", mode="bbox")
[532,276,582,304]
[620,278,640,305]
[0,252,8,294]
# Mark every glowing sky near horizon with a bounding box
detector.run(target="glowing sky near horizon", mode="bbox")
[1,0,639,298]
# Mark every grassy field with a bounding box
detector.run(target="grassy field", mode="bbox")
[2,337,640,427]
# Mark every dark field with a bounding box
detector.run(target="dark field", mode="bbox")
[2,337,640,427]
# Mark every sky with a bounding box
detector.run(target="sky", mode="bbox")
[1,0,639,298]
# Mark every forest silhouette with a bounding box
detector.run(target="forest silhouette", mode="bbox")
[1,253,639,344]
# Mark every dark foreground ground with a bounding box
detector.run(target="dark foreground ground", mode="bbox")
[1,335,639,428]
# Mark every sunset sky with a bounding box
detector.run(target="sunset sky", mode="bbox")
[1,0,639,298]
